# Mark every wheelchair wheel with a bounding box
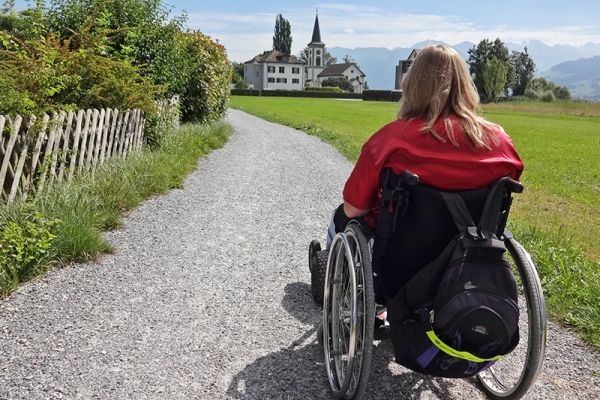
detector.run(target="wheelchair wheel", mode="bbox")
[477,233,547,400]
[323,223,375,400]
[309,240,328,304]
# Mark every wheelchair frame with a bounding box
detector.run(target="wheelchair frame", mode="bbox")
[312,178,547,400]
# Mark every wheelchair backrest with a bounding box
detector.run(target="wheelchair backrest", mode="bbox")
[375,170,516,297]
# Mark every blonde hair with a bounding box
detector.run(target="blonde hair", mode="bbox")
[399,45,500,150]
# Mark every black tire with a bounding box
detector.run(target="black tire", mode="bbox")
[323,223,375,400]
[311,250,328,305]
[477,233,547,400]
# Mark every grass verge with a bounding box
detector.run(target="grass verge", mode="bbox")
[230,96,600,350]
[0,121,231,297]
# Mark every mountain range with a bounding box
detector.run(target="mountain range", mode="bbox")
[327,40,600,100]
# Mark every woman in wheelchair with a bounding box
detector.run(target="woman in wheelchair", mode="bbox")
[309,45,546,400]
[317,44,522,301]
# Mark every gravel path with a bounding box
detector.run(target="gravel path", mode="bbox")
[1,108,599,399]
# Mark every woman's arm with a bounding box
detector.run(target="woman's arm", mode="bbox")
[343,201,371,218]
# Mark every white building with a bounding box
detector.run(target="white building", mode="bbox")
[244,51,306,91]
[317,63,366,93]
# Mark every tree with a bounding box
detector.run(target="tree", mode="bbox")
[322,76,354,92]
[525,77,570,101]
[483,57,507,102]
[298,46,336,66]
[1,0,14,14]
[343,54,354,63]
[467,38,514,101]
[510,47,536,96]
[272,14,292,54]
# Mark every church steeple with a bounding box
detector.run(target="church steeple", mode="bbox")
[309,12,323,45]
[306,10,326,86]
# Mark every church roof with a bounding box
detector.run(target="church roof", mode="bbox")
[245,50,305,64]
[308,14,324,45]
[318,63,365,77]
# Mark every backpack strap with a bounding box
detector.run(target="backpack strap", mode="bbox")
[439,192,476,234]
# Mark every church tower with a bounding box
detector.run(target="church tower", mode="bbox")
[307,11,325,86]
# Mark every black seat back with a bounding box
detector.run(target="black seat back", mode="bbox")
[376,184,490,297]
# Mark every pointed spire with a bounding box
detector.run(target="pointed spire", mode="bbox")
[309,11,324,45]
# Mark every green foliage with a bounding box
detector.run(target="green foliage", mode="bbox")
[231,61,248,89]
[180,31,230,123]
[0,208,61,295]
[483,57,507,102]
[272,14,292,54]
[510,47,536,96]
[305,86,342,93]
[321,76,354,92]
[524,77,571,102]
[0,13,162,117]
[44,0,188,97]
[467,38,514,101]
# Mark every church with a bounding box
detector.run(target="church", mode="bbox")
[306,13,366,94]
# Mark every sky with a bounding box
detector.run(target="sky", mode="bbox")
[182,0,600,62]
[12,0,600,63]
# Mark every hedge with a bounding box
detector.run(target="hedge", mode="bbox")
[230,89,362,99]
[362,90,403,102]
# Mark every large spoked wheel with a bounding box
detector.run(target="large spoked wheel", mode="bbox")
[477,232,547,400]
[323,222,375,400]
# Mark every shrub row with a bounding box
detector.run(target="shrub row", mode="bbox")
[305,86,342,93]
[231,89,401,101]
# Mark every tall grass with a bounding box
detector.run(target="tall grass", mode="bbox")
[230,95,600,349]
[0,121,231,296]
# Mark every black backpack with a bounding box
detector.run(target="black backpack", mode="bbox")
[373,170,520,378]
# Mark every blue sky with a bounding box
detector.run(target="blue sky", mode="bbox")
[13,1,600,62]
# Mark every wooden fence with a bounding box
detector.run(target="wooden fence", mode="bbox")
[0,108,145,203]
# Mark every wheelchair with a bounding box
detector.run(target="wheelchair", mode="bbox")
[308,171,547,400]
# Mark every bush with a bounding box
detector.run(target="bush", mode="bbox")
[321,76,354,92]
[305,86,342,93]
[180,31,230,123]
[541,92,556,102]
[0,208,61,295]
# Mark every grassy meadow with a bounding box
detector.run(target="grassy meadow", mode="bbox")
[230,96,600,349]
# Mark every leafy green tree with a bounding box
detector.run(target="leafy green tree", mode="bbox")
[231,61,247,89]
[342,54,354,63]
[272,14,292,54]
[525,77,570,101]
[322,76,354,92]
[467,38,514,101]
[0,0,14,14]
[510,47,536,96]
[483,57,507,102]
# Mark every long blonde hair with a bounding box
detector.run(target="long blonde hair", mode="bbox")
[399,45,500,150]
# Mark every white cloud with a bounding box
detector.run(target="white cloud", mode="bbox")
[190,5,600,62]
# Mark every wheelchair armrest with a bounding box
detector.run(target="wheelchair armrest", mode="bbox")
[506,178,523,194]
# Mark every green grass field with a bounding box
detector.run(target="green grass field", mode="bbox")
[230,95,600,349]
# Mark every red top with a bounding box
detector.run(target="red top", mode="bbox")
[343,117,524,226]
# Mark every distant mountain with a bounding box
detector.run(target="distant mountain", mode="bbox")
[327,40,600,91]
[540,56,600,101]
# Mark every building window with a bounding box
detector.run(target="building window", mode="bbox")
[316,56,321,67]
[268,66,275,73]
[292,67,300,74]
[279,66,285,73]
[292,79,299,84]
[276,78,287,83]
[268,77,275,83]
[256,71,259,78]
